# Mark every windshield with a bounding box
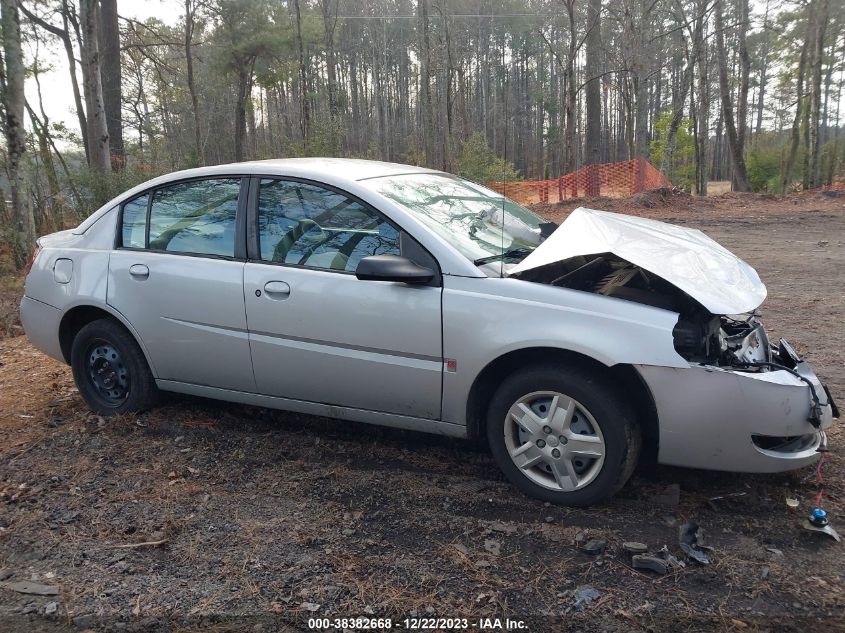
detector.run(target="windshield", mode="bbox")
[365,173,547,267]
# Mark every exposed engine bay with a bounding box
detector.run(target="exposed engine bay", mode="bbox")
[511,252,783,370]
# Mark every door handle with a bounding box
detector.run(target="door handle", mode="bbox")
[263,280,291,299]
[129,264,149,279]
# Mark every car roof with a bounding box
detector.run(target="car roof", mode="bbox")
[155,157,441,183]
[75,158,447,235]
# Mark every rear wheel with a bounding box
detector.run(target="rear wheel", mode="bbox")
[70,318,159,416]
[486,364,640,506]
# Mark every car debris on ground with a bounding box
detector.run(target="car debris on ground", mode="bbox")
[678,522,713,564]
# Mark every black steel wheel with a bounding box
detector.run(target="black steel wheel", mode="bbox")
[85,340,130,405]
[71,318,159,415]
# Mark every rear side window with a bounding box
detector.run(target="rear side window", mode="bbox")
[121,195,148,248]
[147,178,240,257]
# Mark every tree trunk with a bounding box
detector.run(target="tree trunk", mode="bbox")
[33,123,60,232]
[349,52,361,153]
[634,74,649,157]
[1,0,34,267]
[373,36,387,160]
[584,0,602,194]
[234,60,255,161]
[694,16,709,195]
[320,0,339,119]
[754,0,771,138]
[61,1,89,164]
[735,0,750,160]
[98,0,122,169]
[563,0,577,173]
[293,0,309,143]
[714,0,750,191]
[442,3,453,171]
[418,0,434,166]
[820,33,838,148]
[185,0,203,165]
[631,0,652,170]
[781,27,811,193]
[79,0,111,173]
[809,0,830,188]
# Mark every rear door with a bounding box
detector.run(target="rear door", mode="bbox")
[243,177,443,419]
[107,177,255,392]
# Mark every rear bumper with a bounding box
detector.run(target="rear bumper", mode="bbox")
[20,295,65,363]
[638,361,836,473]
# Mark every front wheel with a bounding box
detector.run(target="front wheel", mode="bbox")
[486,364,640,506]
[70,318,160,416]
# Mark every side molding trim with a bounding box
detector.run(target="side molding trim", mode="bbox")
[156,380,468,438]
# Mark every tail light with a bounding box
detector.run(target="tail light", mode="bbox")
[25,242,42,274]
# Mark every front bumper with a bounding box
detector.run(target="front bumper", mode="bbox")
[637,360,837,473]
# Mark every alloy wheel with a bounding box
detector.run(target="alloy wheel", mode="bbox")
[503,390,606,492]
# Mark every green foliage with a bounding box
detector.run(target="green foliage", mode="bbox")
[457,133,521,184]
[649,111,695,190]
[74,163,163,214]
[283,118,345,158]
[746,131,801,193]
[401,142,427,168]
[747,147,782,192]
[212,0,285,71]
[821,138,844,185]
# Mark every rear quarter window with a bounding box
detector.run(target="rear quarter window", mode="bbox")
[121,194,149,248]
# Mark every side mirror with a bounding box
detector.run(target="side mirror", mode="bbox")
[355,255,434,285]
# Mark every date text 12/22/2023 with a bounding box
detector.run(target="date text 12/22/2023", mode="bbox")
[307,617,529,630]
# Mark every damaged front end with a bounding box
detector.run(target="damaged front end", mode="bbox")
[511,249,772,367]
[509,208,838,473]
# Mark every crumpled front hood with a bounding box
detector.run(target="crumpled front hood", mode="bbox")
[509,207,767,314]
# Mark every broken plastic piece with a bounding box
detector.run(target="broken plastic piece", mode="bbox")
[622,541,648,554]
[786,497,800,510]
[802,508,841,542]
[632,554,668,575]
[657,545,685,569]
[678,522,712,565]
[572,586,600,610]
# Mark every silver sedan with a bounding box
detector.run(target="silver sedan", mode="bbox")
[20,159,838,505]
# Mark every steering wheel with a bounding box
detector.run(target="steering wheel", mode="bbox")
[272,219,324,263]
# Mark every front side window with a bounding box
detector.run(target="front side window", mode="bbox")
[363,173,546,267]
[257,179,400,272]
[145,178,240,257]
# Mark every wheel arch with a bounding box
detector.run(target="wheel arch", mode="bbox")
[58,303,158,376]
[465,347,659,464]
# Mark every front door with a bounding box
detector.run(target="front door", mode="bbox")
[107,177,255,393]
[243,177,442,419]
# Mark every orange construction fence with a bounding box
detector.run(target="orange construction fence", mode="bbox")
[487,157,671,205]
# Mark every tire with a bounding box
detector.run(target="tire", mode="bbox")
[70,318,160,416]
[486,363,640,506]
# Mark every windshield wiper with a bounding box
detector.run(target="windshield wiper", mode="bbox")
[473,247,533,266]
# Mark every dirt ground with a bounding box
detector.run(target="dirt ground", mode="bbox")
[1,190,844,632]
